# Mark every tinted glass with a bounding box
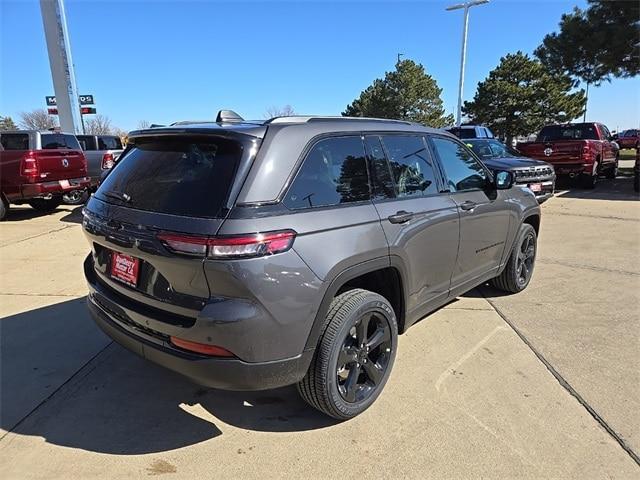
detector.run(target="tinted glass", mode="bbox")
[77,135,97,150]
[365,136,394,199]
[381,135,438,197]
[466,139,520,159]
[96,136,243,218]
[448,127,476,139]
[600,124,611,139]
[1,133,29,150]
[98,136,123,150]
[624,129,639,137]
[40,133,81,150]
[285,136,369,209]
[431,137,487,192]
[537,125,598,141]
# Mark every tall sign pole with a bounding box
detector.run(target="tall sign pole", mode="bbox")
[446,0,489,127]
[40,0,83,134]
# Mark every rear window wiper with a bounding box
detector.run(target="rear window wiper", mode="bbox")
[102,190,132,204]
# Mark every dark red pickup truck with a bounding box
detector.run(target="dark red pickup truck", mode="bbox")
[0,130,90,220]
[517,123,619,188]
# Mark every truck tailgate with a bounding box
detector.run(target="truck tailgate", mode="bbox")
[35,149,87,181]
[519,141,584,163]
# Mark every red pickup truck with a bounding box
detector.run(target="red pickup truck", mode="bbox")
[517,123,619,189]
[615,129,639,150]
[0,130,90,220]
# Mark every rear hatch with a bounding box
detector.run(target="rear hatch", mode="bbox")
[37,133,87,180]
[83,132,259,318]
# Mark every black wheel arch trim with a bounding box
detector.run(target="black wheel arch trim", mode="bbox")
[303,256,409,352]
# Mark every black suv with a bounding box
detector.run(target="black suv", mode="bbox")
[83,111,541,419]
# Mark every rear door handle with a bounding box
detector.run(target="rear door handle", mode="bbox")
[460,201,477,211]
[388,210,414,224]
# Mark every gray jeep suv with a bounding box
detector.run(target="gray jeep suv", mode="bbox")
[83,111,541,419]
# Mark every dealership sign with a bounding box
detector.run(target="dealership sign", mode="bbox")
[46,94,95,106]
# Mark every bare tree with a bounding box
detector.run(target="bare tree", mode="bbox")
[111,127,129,145]
[84,114,113,135]
[19,109,58,130]
[264,105,295,119]
[137,120,151,129]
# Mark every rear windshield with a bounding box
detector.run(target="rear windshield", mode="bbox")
[41,133,81,150]
[537,125,598,142]
[1,133,29,150]
[96,136,243,218]
[98,136,123,150]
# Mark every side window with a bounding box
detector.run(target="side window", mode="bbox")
[98,136,122,150]
[381,135,438,197]
[431,136,487,192]
[0,133,29,150]
[284,136,369,210]
[364,136,394,199]
[600,124,611,139]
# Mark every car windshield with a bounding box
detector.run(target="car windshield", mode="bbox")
[466,139,520,159]
[537,125,598,141]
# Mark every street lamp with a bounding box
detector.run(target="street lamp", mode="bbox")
[446,0,489,127]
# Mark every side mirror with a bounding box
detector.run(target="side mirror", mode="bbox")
[495,170,514,190]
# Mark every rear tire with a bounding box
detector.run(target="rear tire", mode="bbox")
[491,223,537,294]
[0,195,8,221]
[581,161,599,189]
[28,198,61,212]
[62,189,88,205]
[297,289,398,420]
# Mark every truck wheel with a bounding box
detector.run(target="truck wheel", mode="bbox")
[62,189,88,205]
[297,289,398,420]
[605,157,618,179]
[581,161,599,189]
[0,195,8,221]
[28,198,61,212]
[491,223,537,294]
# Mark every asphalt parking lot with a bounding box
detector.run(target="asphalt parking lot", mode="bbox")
[0,167,638,479]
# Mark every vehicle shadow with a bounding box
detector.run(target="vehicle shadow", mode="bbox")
[555,175,638,201]
[2,205,66,222]
[1,299,336,455]
[59,205,84,224]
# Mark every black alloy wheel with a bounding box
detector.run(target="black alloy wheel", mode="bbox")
[336,311,393,403]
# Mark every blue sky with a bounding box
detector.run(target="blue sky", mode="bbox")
[1,0,638,131]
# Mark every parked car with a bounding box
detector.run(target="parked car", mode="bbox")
[465,138,555,203]
[517,122,619,189]
[0,130,90,220]
[83,112,541,419]
[71,134,124,203]
[615,129,639,150]
[446,124,495,139]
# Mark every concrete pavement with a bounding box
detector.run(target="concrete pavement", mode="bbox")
[0,177,638,479]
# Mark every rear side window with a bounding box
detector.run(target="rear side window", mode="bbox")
[1,133,29,150]
[77,135,97,150]
[40,133,81,150]
[98,136,123,150]
[381,135,438,197]
[285,136,369,209]
[431,136,487,192]
[96,137,243,218]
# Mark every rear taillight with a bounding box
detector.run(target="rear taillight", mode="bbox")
[157,230,296,259]
[20,151,39,180]
[101,152,114,169]
[170,336,235,357]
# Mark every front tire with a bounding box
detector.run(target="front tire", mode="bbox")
[297,289,398,420]
[28,198,61,212]
[491,223,537,293]
[605,157,618,179]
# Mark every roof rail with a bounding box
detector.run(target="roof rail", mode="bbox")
[265,116,414,126]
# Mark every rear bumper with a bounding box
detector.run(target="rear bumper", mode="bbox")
[88,297,313,390]
[20,177,91,199]
[84,255,314,390]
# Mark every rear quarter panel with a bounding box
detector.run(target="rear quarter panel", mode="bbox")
[0,151,24,199]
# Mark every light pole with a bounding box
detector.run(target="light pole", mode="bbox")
[446,0,489,127]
